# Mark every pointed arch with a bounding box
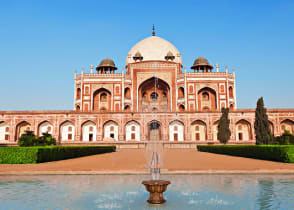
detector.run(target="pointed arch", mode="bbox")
[93,88,112,112]
[178,104,185,112]
[280,119,294,134]
[15,121,32,141]
[197,87,217,111]
[124,87,131,99]
[81,120,96,142]
[60,120,75,141]
[191,120,207,141]
[229,86,233,98]
[138,77,170,112]
[236,119,252,141]
[124,105,131,111]
[125,120,140,141]
[178,87,185,99]
[103,120,118,141]
[169,120,184,142]
[38,120,53,136]
[0,121,10,141]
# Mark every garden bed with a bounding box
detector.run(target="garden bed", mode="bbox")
[197,145,294,163]
[0,146,116,164]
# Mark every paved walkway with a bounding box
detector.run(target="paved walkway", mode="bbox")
[1,149,294,174]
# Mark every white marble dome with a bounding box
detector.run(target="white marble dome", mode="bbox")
[126,36,182,66]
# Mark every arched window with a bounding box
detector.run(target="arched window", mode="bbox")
[229,87,233,98]
[124,88,131,99]
[5,127,9,132]
[150,92,158,100]
[179,104,185,111]
[76,88,81,100]
[76,105,80,111]
[178,87,185,98]
[131,125,136,131]
[100,93,107,102]
[124,105,130,111]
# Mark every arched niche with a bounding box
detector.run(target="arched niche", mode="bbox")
[60,121,75,141]
[236,119,252,141]
[138,77,170,112]
[178,104,185,112]
[169,120,184,142]
[178,87,185,99]
[197,87,217,111]
[0,122,9,141]
[76,88,81,100]
[81,121,96,142]
[124,105,131,111]
[125,121,140,141]
[191,120,207,141]
[280,119,294,134]
[93,88,112,112]
[103,120,118,141]
[16,121,32,140]
[38,121,53,136]
[229,86,233,98]
[124,87,131,99]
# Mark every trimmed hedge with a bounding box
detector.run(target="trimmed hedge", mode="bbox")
[197,145,294,163]
[0,146,116,164]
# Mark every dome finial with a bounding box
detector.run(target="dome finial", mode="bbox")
[152,24,155,36]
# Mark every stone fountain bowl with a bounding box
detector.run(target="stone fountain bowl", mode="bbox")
[142,180,171,204]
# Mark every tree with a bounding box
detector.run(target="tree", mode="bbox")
[217,107,231,144]
[254,97,274,145]
[36,132,56,146]
[18,130,37,147]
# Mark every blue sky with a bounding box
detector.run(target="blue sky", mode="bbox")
[0,0,293,110]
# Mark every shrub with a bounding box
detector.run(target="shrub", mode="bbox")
[18,131,56,147]
[18,130,37,147]
[197,145,294,163]
[274,130,294,145]
[0,146,116,164]
[34,132,56,146]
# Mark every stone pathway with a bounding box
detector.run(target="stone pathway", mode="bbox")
[1,149,294,174]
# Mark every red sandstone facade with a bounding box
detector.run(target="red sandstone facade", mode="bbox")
[0,34,293,147]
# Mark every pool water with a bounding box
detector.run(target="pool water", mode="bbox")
[1,174,294,209]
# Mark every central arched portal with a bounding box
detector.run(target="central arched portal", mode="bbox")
[138,77,170,112]
[148,121,161,141]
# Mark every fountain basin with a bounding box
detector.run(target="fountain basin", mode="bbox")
[142,180,171,204]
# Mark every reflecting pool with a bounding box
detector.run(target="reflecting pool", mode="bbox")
[1,174,294,209]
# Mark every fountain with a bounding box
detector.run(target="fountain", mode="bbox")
[142,76,171,205]
[142,150,170,204]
